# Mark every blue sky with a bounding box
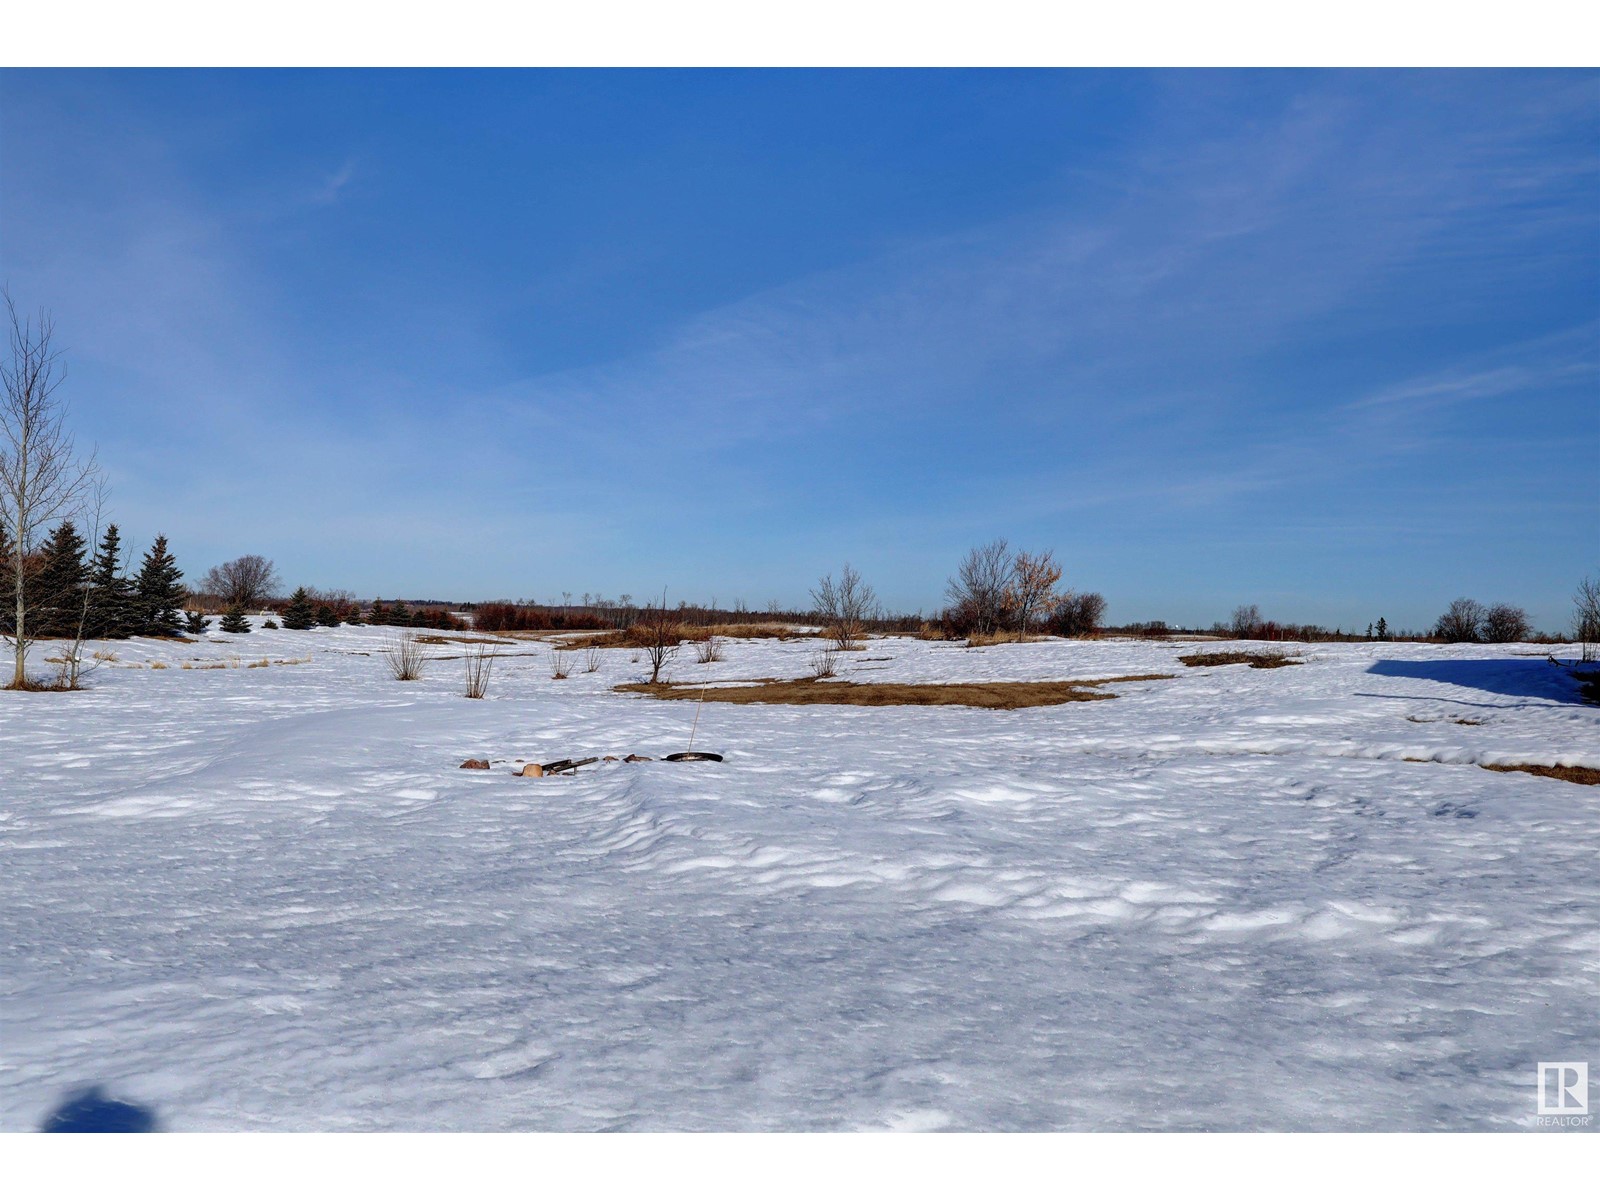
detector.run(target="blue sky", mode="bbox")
[1,69,1595,630]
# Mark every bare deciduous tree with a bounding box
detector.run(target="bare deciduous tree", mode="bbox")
[812,563,877,651]
[1009,549,1063,639]
[1,292,101,689]
[945,539,1013,637]
[1230,604,1262,639]
[1481,603,1531,644]
[199,555,282,609]
[640,590,679,684]
[1051,591,1106,638]
[1435,597,1485,643]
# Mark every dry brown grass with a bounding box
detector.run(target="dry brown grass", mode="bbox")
[616,673,1172,709]
[1178,651,1302,669]
[1481,763,1600,786]
[2,676,79,692]
[964,631,1048,647]
[554,623,803,651]
[149,661,169,669]
[413,634,516,646]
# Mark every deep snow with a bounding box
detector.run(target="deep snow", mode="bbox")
[2,624,1596,1131]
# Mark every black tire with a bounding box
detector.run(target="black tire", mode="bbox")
[663,752,723,763]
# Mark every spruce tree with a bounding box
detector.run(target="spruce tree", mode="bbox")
[345,605,364,626]
[368,600,388,624]
[86,524,138,639]
[185,609,209,636]
[1376,617,1388,641]
[33,520,89,638]
[313,603,338,627]
[281,587,315,630]
[219,603,250,634]
[389,599,411,626]
[133,534,186,637]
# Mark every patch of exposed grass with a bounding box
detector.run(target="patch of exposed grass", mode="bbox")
[2,676,79,692]
[965,631,1034,647]
[556,623,803,650]
[1178,651,1302,669]
[1481,762,1600,786]
[615,673,1172,709]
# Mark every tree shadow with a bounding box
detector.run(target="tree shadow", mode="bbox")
[39,1086,158,1133]
[1364,657,1585,706]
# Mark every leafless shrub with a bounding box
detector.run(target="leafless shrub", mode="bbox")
[1050,592,1106,638]
[584,643,603,673]
[382,631,426,681]
[464,643,496,699]
[1435,598,1485,643]
[639,590,679,683]
[809,645,839,679]
[812,563,877,651]
[550,648,572,680]
[1481,603,1531,644]
[695,633,723,664]
[945,539,1013,638]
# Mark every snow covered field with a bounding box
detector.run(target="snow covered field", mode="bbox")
[2,624,1596,1131]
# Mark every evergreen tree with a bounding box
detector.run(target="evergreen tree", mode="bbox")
[368,599,388,624]
[33,520,89,638]
[86,524,138,639]
[1376,617,1388,641]
[345,606,364,626]
[389,599,412,626]
[281,587,315,630]
[185,609,209,636]
[219,603,250,634]
[313,603,338,627]
[133,534,187,637]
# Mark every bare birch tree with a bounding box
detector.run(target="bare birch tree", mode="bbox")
[1,292,100,688]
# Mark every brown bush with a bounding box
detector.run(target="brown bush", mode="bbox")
[472,602,609,633]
